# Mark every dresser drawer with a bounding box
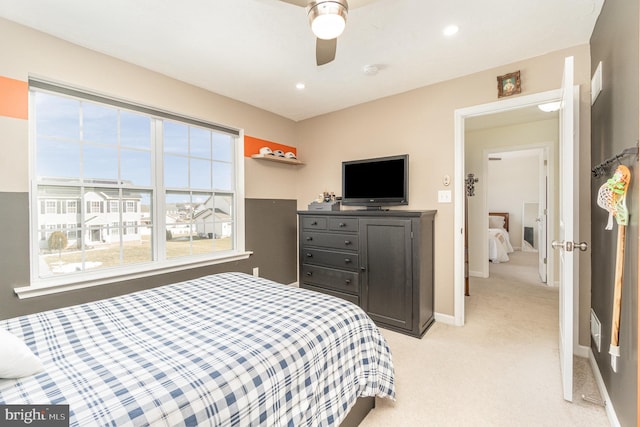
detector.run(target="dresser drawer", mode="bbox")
[301,231,358,250]
[327,217,358,232]
[300,264,359,294]
[301,216,327,230]
[301,248,359,271]
[301,284,359,306]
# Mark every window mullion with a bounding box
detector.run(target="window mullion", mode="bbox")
[154,118,166,262]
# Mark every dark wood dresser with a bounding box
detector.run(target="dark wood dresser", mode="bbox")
[298,210,436,338]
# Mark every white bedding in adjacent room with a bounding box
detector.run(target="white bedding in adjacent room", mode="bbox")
[488,227,514,263]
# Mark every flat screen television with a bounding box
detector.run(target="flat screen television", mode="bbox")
[341,154,408,210]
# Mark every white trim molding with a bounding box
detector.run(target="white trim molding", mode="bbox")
[589,349,621,427]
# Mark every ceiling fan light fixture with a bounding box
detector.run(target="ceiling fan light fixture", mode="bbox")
[308,0,348,40]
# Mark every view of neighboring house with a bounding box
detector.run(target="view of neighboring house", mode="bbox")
[37,180,143,250]
[193,195,233,240]
[38,180,233,252]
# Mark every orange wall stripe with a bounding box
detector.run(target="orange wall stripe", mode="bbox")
[245,135,297,157]
[0,76,28,120]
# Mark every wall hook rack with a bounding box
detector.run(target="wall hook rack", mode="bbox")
[591,142,639,178]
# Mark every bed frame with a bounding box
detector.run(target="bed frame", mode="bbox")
[340,397,375,427]
[489,212,509,232]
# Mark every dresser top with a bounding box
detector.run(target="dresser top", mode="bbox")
[298,209,436,218]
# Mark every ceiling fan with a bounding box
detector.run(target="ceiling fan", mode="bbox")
[279,0,376,65]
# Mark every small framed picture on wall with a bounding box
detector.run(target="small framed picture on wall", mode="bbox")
[497,71,521,97]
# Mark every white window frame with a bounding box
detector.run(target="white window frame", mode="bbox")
[17,79,248,299]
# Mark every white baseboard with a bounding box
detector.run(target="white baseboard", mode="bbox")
[575,344,590,358]
[588,349,621,427]
[434,312,456,325]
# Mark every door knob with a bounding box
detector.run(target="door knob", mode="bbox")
[574,241,589,252]
[552,240,589,252]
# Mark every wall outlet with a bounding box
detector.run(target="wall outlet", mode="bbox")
[438,190,452,203]
[252,267,259,277]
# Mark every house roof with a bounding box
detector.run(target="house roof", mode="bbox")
[0,0,604,121]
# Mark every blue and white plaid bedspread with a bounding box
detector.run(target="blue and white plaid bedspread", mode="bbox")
[0,272,395,426]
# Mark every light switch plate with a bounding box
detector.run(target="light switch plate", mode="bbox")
[438,190,452,203]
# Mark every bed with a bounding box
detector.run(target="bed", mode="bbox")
[488,212,514,263]
[0,272,395,426]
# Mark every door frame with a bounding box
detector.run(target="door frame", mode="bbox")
[454,89,561,326]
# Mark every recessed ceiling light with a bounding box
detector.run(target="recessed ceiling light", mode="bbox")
[296,82,306,90]
[443,25,459,37]
[363,64,379,76]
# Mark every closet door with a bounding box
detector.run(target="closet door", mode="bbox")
[360,218,412,330]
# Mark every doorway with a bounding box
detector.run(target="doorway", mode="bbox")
[453,89,562,326]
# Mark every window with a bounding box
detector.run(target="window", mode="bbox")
[45,201,56,214]
[28,80,245,291]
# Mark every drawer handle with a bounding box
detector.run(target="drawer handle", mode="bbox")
[306,271,313,276]
[345,279,351,285]
[306,237,313,241]
[306,253,313,258]
[344,258,351,263]
[339,222,346,227]
[311,221,317,225]
[344,240,351,245]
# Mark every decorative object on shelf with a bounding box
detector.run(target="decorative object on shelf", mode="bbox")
[497,70,521,98]
[315,191,336,202]
[259,146,274,156]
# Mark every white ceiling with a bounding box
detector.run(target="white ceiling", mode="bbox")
[0,0,603,122]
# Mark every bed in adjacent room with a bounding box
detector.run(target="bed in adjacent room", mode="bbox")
[488,212,514,263]
[0,272,395,426]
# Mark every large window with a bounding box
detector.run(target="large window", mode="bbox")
[29,80,244,289]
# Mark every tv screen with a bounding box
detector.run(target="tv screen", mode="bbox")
[342,154,408,209]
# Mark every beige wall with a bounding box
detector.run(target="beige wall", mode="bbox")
[295,44,592,345]
[0,17,298,200]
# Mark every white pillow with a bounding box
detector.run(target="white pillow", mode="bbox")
[0,329,44,378]
[489,215,505,229]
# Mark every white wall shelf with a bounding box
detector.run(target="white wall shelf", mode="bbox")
[251,154,303,165]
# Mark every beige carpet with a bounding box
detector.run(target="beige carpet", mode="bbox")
[360,251,609,427]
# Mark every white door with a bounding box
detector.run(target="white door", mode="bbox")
[553,56,579,402]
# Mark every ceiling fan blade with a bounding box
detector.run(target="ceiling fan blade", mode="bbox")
[278,0,308,7]
[316,38,337,65]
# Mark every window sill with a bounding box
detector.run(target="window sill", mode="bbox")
[14,251,253,299]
